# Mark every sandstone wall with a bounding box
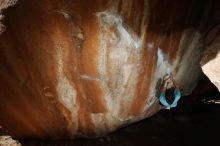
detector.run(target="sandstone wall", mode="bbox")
[0,0,219,138]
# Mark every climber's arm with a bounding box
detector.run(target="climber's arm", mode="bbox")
[161,77,170,92]
[171,75,180,90]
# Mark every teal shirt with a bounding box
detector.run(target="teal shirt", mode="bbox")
[159,89,181,108]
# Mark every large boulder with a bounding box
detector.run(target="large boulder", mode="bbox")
[0,0,17,33]
[201,25,220,91]
[0,136,21,146]
[0,0,218,138]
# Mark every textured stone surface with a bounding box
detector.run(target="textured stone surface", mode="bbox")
[202,53,220,91]
[0,136,21,146]
[201,25,220,91]
[0,0,219,139]
[0,0,18,33]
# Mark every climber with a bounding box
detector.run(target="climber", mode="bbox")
[159,74,181,108]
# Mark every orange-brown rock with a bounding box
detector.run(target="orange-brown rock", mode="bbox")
[0,0,219,139]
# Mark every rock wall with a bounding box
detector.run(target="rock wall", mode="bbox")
[0,0,18,33]
[0,0,218,138]
[201,24,220,91]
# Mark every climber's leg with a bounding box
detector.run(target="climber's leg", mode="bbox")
[159,74,182,108]
[170,89,181,108]
[159,92,170,107]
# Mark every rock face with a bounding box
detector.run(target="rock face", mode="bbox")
[0,136,21,146]
[201,25,220,91]
[202,52,220,91]
[0,0,219,139]
[0,0,18,33]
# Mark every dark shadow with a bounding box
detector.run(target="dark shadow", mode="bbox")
[155,78,162,98]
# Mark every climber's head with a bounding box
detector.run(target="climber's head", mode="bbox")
[165,87,175,104]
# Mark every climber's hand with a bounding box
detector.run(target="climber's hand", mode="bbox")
[163,74,171,83]
[170,74,174,80]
